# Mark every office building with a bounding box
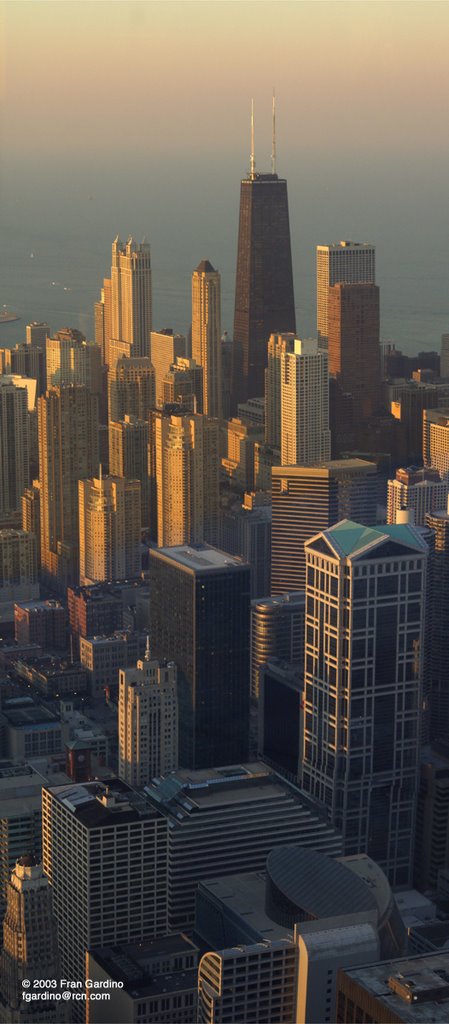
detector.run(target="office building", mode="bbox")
[222,417,264,491]
[14,655,88,698]
[38,386,99,592]
[25,321,48,349]
[0,343,45,396]
[328,282,381,421]
[426,503,449,739]
[258,661,303,778]
[79,630,147,698]
[0,857,63,1024]
[149,545,250,769]
[253,439,281,490]
[86,935,198,1024]
[388,466,447,526]
[388,380,442,463]
[118,648,178,787]
[150,408,219,547]
[94,277,112,365]
[191,260,222,418]
[337,951,449,1024]
[233,145,296,401]
[21,482,40,566]
[78,474,141,586]
[67,584,124,653]
[110,236,152,360]
[301,519,428,886]
[265,331,295,448]
[0,378,30,530]
[197,847,405,1024]
[271,459,377,593]
[14,599,66,650]
[108,356,155,422]
[316,241,375,344]
[42,779,168,1013]
[221,491,271,598]
[162,357,203,412]
[415,746,449,892]
[280,337,331,465]
[46,327,102,398]
[1,702,62,761]
[0,531,38,624]
[108,416,150,528]
[250,591,305,700]
[423,408,449,480]
[145,762,342,933]
[151,329,187,407]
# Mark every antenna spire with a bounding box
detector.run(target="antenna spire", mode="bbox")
[271,89,276,174]
[250,98,255,178]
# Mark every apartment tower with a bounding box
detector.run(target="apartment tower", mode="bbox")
[0,378,30,529]
[280,337,331,465]
[118,648,178,788]
[78,474,141,585]
[316,241,375,344]
[191,261,222,418]
[110,236,152,361]
[150,407,219,547]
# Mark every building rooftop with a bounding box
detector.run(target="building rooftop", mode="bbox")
[45,779,162,828]
[272,458,376,477]
[151,544,247,573]
[317,241,374,251]
[311,519,429,559]
[341,952,449,1022]
[89,934,198,998]
[266,845,376,920]
[195,259,216,274]
[14,599,64,613]
[1,704,59,728]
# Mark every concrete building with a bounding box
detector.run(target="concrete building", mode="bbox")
[423,407,449,480]
[280,337,331,466]
[162,357,203,412]
[78,474,141,585]
[328,282,381,422]
[150,408,219,548]
[0,343,45,397]
[86,935,198,1024]
[316,241,375,345]
[0,531,38,624]
[440,333,449,379]
[25,322,48,349]
[0,378,30,530]
[258,661,303,779]
[265,331,295,448]
[149,545,250,770]
[151,329,187,408]
[238,395,265,428]
[79,630,147,698]
[271,459,378,594]
[337,951,449,1023]
[110,237,152,360]
[387,466,447,526]
[108,356,155,422]
[42,779,168,1017]
[108,416,150,528]
[415,745,449,893]
[250,591,305,701]
[38,386,99,592]
[221,491,271,598]
[45,327,102,398]
[426,502,449,740]
[1,702,62,761]
[118,649,178,787]
[0,858,63,1024]
[94,277,112,365]
[21,483,40,568]
[301,519,428,887]
[191,260,222,418]
[221,417,264,492]
[67,584,124,652]
[13,655,88,698]
[144,762,342,934]
[14,599,66,650]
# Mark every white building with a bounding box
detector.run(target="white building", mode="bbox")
[316,241,375,344]
[423,408,449,480]
[387,467,447,526]
[191,260,222,419]
[280,338,330,466]
[118,647,178,788]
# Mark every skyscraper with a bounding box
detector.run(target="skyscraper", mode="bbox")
[271,459,378,594]
[0,857,63,1023]
[108,356,155,422]
[110,236,152,360]
[46,327,102,399]
[149,545,250,769]
[265,331,295,449]
[38,386,99,591]
[423,408,449,480]
[425,501,449,742]
[280,337,331,465]
[328,282,381,422]
[78,474,141,585]
[151,329,187,407]
[316,241,375,344]
[150,407,219,547]
[108,415,150,528]
[162,356,203,412]
[387,466,447,526]
[233,111,296,402]
[118,648,178,787]
[191,260,222,418]
[0,378,30,529]
[94,277,112,365]
[301,519,428,887]
[25,321,49,349]
[250,591,305,700]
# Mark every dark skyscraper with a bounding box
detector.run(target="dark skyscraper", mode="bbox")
[233,106,296,402]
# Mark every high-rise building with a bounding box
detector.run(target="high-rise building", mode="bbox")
[149,545,250,769]
[301,519,428,887]
[0,378,30,529]
[0,343,46,396]
[280,337,331,465]
[191,261,222,418]
[221,417,264,493]
[38,386,99,592]
[80,630,146,698]
[108,356,155,423]
[21,482,40,568]
[316,241,375,344]
[94,277,112,365]
[110,237,152,360]
[151,329,187,407]
[387,466,447,526]
[14,598,66,650]
[440,333,449,379]
[415,745,449,892]
[271,459,378,594]
[233,134,296,402]
[25,321,49,349]
[78,474,141,585]
[265,331,295,448]
[150,408,219,547]
[42,780,168,1019]
[250,591,305,700]
[0,857,63,1024]
[423,407,449,480]
[118,648,178,787]
[67,583,124,653]
[221,491,272,598]
[425,502,449,741]
[337,951,449,1024]
[0,530,38,623]
[162,357,203,412]
[46,327,102,399]
[108,416,150,528]
[328,282,381,422]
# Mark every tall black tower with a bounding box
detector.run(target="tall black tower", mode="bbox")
[233,105,296,403]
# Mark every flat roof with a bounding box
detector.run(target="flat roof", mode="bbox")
[89,935,198,998]
[2,705,59,728]
[272,458,376,477]
[150,544,247,573]
[199,871,289,941]
[341,952,449,1022]
[45,779,162,828]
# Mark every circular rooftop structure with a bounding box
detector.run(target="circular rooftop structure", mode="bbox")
[266,846,377,928]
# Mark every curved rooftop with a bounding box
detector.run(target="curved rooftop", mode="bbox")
[266,846,376,922]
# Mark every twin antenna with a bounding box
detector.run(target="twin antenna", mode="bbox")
[250,91,276,178]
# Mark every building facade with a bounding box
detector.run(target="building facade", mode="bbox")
[150,408,219,548]
[78,475,141,585]
[118,650,178,787]
[280,337,331,465]
[316,241,375,344]
[191,261,222,419]
[0,379,30,530]
[110,237,152,360]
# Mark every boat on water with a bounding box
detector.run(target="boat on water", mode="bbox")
[0,308,20,324]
